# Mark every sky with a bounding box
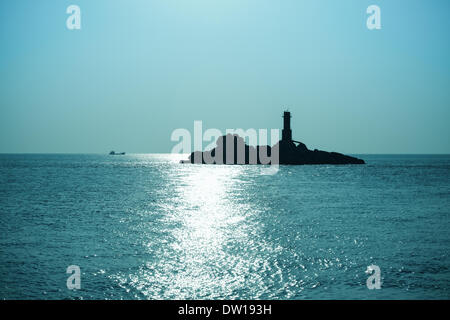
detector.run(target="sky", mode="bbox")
[0,0,449,154]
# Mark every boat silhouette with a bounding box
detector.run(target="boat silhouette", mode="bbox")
[109,151,126,155]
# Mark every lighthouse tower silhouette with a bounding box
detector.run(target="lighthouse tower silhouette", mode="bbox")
[282,111,292,142]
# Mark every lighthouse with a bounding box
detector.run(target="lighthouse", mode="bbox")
[282,111,292,142]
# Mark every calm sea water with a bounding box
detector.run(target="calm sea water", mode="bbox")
[0,154,449,299]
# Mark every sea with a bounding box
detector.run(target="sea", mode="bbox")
[0,154,449,299]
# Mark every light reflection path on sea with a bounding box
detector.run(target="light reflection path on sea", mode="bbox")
[167,165,253,298]
[115,158,280,299]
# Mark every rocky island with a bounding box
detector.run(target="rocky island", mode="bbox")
[181,111,365,165]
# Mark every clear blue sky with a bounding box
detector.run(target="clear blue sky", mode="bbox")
[1,0,449,153]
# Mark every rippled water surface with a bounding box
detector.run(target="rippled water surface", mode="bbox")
[0,154,449,299]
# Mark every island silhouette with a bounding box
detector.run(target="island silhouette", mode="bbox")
[181,111,365,165]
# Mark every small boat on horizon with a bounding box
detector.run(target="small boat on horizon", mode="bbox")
[109,151,126,155]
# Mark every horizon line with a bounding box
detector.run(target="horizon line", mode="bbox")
[1,152,450,156]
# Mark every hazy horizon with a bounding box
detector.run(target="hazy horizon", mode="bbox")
[1,0,449,154]
[1,152,450,156]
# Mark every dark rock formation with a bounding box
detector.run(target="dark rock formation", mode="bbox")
[181,111,365,165]
[181,134,364,165]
